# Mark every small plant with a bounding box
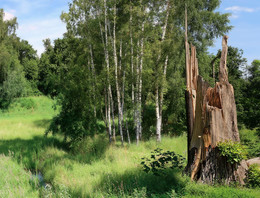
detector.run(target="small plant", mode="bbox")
[18,98,36,109]
[141,148,185,176]
[131,187,147,198]
[217,140,247,164]
[246,164,260,188]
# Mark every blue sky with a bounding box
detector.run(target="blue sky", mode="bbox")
[209,0,260,64]
[1,0,69,56]
[1,0,259,64]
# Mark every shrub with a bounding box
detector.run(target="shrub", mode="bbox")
[240,128,260,158]
[246,164,260,188]
[217,140,247,164]
[0,69,29,108]
[12,97,36,110]
[141,148,185,176]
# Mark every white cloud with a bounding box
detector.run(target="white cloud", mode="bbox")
[6,0,51,14]
[3,11,15,21]
[230,14,239,19]
[17,18,66,56]
[225,6,255,13]
[225,6,256,19]
[2,0,69,56]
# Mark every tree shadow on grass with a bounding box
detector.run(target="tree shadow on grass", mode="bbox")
[0,135,66,170]
[33,119,52,128]
[0,133,111,170]
[69,168,187,197]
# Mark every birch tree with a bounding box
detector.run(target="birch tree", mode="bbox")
[155,0,170,142]
[112,0,124,145]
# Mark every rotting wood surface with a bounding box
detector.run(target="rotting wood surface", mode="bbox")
[186,36,247,184]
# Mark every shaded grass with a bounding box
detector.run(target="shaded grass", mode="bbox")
[0,136,65,170]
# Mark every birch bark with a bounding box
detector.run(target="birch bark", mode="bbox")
[113,2,124,145]
[155,0,170,142]
[103,0,112,143]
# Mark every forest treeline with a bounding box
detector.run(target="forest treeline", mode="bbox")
[0,0,259,145]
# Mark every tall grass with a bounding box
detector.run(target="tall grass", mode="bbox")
[0,155,39,198]
[0,96,259,197]
[36,134,187,197]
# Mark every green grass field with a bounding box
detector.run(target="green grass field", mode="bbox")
[0,96,259,197]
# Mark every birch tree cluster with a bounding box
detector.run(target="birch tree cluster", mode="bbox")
[45,0,232,144]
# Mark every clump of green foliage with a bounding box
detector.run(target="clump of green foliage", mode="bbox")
[240,128,260,158]
[0,9,39,109]
[246,164,260,188]
[141,148,185,176]
[10,97,36,110]
[217,140,247,164]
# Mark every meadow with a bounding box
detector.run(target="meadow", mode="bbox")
[0,96,259,197]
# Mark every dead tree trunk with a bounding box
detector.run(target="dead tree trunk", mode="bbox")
[185,4,196,169]
[186,36,247,184]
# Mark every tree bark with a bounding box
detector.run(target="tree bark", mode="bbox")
[89,44,97,118]
[135,40,140,145]
[155,85,161,142]
[155,0,170,142]
[184,4,194,169]
[130,1,135,106]
[186,36,246,184]
[113,1,124,146]
[137,20,145,141]
[210,51,221,82]
[103,0,113,143]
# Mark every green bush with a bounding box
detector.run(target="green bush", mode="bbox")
[141,148,186,176]
[13,97,36,110]
[0,69,28,108]
[246,164,260,188]
[217,140,247,164]
[240,128,260,158]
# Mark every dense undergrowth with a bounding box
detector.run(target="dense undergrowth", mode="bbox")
[0,96,259,197]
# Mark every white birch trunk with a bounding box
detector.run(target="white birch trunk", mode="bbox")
[113,2,124,145]
[135,40,140,145]
[121,42,131,144]
[155,1,170,142]
[130,2,135,105]
[89,44,97,118]
[155,85,161,142]
[137,20,145,140]
[103,0,112,143]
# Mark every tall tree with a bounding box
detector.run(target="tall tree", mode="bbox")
[0,9,34,107]
[242,60,260,130]
[155,0,170,142]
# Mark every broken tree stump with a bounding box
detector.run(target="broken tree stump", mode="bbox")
[185,36,247,184]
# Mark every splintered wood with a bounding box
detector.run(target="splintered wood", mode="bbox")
[186,36,246,184]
